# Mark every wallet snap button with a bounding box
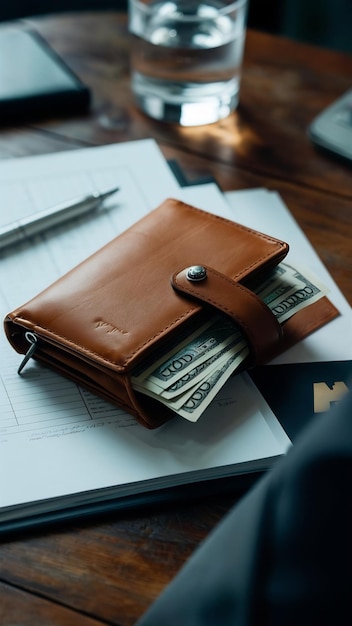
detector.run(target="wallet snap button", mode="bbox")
[186,266,207,282]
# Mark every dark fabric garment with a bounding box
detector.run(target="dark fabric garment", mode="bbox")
[136,388,352,626]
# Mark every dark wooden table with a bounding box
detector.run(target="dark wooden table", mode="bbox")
[0,12,351,626]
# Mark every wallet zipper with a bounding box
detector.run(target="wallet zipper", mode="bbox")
[17,331,38,374]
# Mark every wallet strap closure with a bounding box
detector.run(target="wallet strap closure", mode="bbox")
[171,265,283,364]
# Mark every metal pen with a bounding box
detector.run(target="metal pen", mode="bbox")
[0,186,119,250]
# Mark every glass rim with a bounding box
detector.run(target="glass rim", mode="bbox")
[128,0,248,19]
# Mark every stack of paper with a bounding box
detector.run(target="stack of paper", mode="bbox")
[0,139,350,532]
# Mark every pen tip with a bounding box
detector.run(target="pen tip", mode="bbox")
[102,187,119,198]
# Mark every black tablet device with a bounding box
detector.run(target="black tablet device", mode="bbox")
[0,28,91,123]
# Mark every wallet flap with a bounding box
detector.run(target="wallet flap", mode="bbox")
[5,198,289,372]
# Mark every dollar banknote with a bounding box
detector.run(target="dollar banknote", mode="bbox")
[175,348,249,422]
[134,346,249,422]
[255,263,306,304]
[132,263,328,422]
[258,263,328,324]
[132,315,243,391]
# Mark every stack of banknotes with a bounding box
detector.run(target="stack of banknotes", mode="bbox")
[132,263,328,422]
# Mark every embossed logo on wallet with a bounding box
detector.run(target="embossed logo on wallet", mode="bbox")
[95,320,129,335]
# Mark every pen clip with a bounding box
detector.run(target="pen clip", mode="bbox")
[18,332,38,374]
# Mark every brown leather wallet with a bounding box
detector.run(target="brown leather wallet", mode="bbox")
[4,198,339,428]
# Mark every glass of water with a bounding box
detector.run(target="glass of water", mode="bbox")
[128,0,249,126]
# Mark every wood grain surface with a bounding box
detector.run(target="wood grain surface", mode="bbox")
[0,12,351,626]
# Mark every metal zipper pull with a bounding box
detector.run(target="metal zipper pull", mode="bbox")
[18,331,38,374]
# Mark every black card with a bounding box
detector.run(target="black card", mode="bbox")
[250,361,352,442]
